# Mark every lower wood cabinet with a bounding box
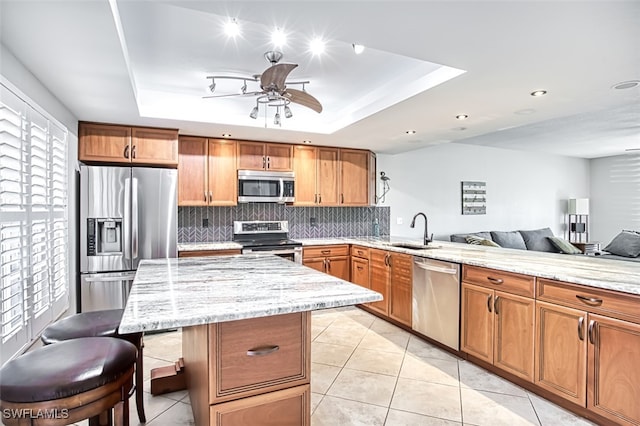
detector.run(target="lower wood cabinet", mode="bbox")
[367,248,412,326]
[302,245,349,281]
[350,257,369,289]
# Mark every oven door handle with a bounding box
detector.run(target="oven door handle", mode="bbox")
[242,248,300,255]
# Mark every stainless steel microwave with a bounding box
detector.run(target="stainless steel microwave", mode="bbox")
[237,170,295,203]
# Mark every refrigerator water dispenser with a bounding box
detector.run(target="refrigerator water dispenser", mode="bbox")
[87,218,123,255]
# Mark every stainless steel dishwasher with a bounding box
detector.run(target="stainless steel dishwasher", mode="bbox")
[412,257,461,350]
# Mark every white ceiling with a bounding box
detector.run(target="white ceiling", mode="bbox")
[1,1,639,158]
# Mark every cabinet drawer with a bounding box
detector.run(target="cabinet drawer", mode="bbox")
[210,384,310,426]
[303,245,349,259]
[209,312,310,403]
[537,278,640,324]
[463,266,535,298]
[350,245,370,259]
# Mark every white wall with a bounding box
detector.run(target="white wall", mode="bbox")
[1,44,79,314]
[377,143,590,241]
[590,154,640,244]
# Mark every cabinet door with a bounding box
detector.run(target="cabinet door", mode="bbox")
[389,253,412,327]
[79,123,131,164]
[293,146,317,206]
[237,142,266,170]
[350,257,369,289]
[265,143,293,171]
[303,258,326,274]
[461,283,494,363]
[208,139,237,206]
[131,127,178,166]
[535,301,587,406]
[368,249,389,315]
[178,136,208,206]
[317,148,339,206]
[587,314,640,426]
[339,149,369,206]
[325,256,349,281]
[493,291,535,381]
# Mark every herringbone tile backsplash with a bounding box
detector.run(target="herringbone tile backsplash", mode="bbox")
[178,205,390,243]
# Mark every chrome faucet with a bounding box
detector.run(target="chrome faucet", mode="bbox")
[410,212,433,245]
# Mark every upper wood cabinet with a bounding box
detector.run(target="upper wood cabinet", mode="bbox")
[237,141,293,171]
[339,149,370,206]
[178,136,237,206]
[79,122,178,166]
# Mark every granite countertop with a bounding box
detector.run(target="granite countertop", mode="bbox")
[177,237,640,296]
[177,241,242,251]
[119,254,382,333]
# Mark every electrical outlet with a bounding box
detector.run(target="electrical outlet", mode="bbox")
[396,217,403,225]
[202,218,209,227]
[310,217,317,227]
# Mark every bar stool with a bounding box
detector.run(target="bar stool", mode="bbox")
[0,337,136,426]
[40,309,146,423]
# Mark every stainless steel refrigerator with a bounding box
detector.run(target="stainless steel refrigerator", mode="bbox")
[79,165,177,312]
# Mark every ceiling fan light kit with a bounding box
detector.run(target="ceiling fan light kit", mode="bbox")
[204,50,322,127]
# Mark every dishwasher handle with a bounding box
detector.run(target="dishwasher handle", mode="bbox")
[414,261,458,275]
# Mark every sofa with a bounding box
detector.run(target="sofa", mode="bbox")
[450,228,640,262]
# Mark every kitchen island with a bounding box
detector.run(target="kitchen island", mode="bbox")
[119,254,381,426]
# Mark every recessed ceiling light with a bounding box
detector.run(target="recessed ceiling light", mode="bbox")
[454,127,467,131]
[405,130,416,135]
[625,148,640,152]
[352,43,365,55]
[514,108,536,115]
[456,114,468,120]
[224,19,240,37]
[530,90,547,97]
[309,38,325,55]
[612,80,640,90]
[271,28,287,47]
[222,133,231,138]
[303,140,312,144]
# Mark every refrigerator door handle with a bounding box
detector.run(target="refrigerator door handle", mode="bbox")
[132,177,139,260]
[83,272,137,282]
[124,177,131,260]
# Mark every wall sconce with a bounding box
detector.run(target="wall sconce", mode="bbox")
[375,171,391,204]
[567,198,589,242]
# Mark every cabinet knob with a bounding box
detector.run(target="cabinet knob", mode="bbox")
[494,296,500,315]
[124,145,130,159]
[487,294,493,313]
[578,317,585,341]
[209,191,212,203]
[267,156,270,169]
[487,276,503,285]
[588,320,596,345]
[576,295,603,306]
[341,193,344,204]
[321,250,331,255]
[131,145,136,159]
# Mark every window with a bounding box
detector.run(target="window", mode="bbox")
[1,82,69,364]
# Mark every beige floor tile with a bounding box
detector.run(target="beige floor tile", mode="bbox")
[312,341,357,367]
[312,395,388,426]
[528,393,596,426]
[345,347,404,376]
[146,401,194,425]
[329,316,374,333]
[142,356,174,381]
[311,392,324,414]
[359,330,410,354]
[385,409,462,425]
[312,324,327,340]
[311,362,342,394]
[312,312,339,327]
[370,317,405,334]
[399,354,459,387]
[327,368,397,407]
[141,378,188,401]
[390,378,462,422]
[461,388,540,426]
[315,325,367,347]
[128,392,181,426]
[143,334,182,362]
[458,360,527,396]
[406,336,460,361]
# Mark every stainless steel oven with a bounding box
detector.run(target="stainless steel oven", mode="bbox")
[237,170,295,203]
[233,220,302,264]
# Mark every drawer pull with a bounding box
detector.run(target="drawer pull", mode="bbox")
[487,295,493,313]
[357,266,364,271]
[578,317,585,341]
[357,250,364,255]
[588,320,596,345]
[321,250,331,255]
[576,295,603,306]
[487,276,503,284]
[246,345,280,357]
[494,296,500,315]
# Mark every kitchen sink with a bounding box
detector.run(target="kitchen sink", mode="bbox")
[389,242,439,250]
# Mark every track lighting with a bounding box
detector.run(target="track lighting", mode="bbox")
[274,111,281,126]
[249,106,259,119]
[208,81,216,93]
[284,106,293,118]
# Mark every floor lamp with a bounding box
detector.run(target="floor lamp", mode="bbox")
[568,198,589,243]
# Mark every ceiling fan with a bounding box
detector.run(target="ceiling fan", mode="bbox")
[204,51,322,124]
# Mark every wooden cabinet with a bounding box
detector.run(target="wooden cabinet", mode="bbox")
[302,245,349,281]
[350,245,370,290]
[183,312,310,426]
[238,141,292,171]
[368,249,390,315]
[367,248,412,326]
[178,137,237,206]
[461,266,535,382]
[79,122,178,166]
[339,149,370,206]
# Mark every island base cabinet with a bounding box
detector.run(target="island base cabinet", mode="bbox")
[461,283,493,363]
[588,314,640,426]
[210,385,310,426]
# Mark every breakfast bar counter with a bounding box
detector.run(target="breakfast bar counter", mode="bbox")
[119,254,381,426]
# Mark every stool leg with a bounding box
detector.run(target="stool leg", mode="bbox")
[135,336,146,423]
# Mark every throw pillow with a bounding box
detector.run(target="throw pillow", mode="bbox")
[465,235,501,247]
[604,231,640,257]
[518,228,557,252]
[490,231,527,250]
[548,236,582,254]
[450,231,493,243]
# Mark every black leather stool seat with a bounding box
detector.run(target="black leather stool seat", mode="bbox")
[41,309,129,344]
[0,337,136,403]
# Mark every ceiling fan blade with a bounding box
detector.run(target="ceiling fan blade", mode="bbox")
[260,63,298,92]
[285,88,323,113]
[202,91,262,99]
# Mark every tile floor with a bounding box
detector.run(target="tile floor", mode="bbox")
[75,306,595,426]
